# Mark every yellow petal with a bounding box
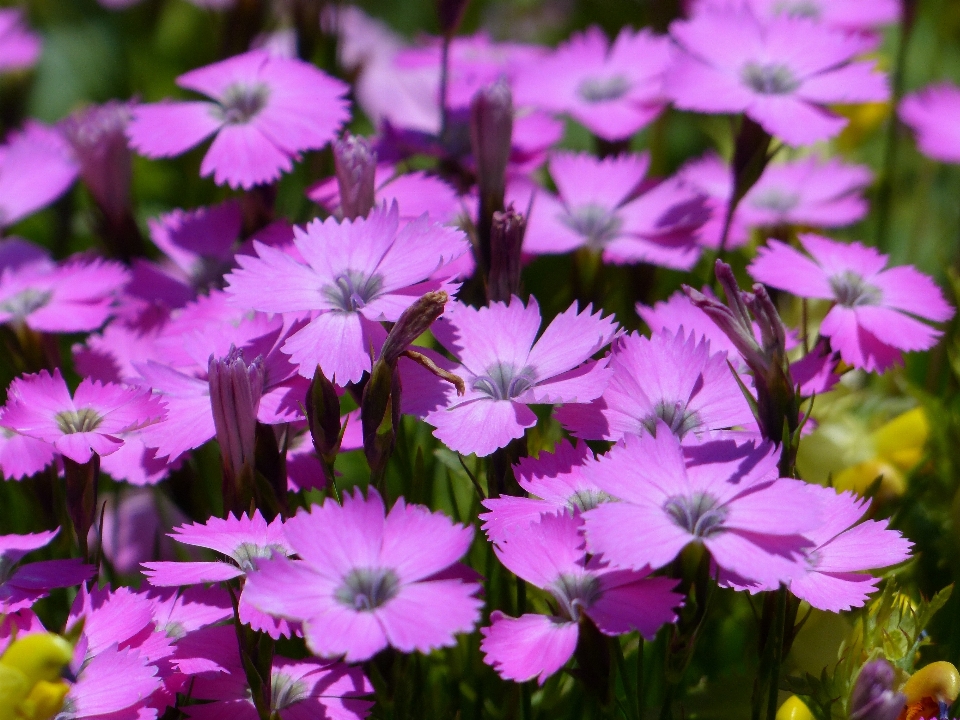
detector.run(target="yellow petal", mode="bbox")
[902,661,960,704]
[833,459,905,499]
[18,680,70,720]
[776,695,815,720]
[873,407,929,471]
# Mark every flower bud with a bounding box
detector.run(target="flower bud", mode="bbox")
[470,80,513,274]
[436,0,470,38]
[380,291,448,366]
[61,102,146,259]
[306,366,341,459]
[334,134,377,220]
[776,696,813,720]
[488,205,525,303]
[209,347,265,508]
[360,359,401,488]
[849,659,906,720]
[684,261,798,454]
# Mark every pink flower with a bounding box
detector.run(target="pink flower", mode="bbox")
[480,440,609,544]
[424,297,619,457]
[0,122,79,228]
[788,487,911,612]
[0,368,166,464]
[0,250,129,333]
[556,329,756,444]
[127,49,350,188]
[243,488,482,662]
[522,152,709,269]
[582,428,821,588]
[667,8,888,145]
[142,510,296,639]
[62,586,172,719]
[748,234,954,372]
[0,529,94,612]
[225,202,469,384]
[174,625,373,720]
[678,153,872,248]
[512,26,673,141]
[481,513,681,684]
[900,82,960,164]
[0,9,41,73]
[0,427,57,479]
[689,0,899,35]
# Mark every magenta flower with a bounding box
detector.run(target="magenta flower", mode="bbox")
[749,234,954,372]
[225,202,469,384]
[512,26,673,141]
[127,49,350,188]
[0,9,41,73]
[667,8,888,145]
[0,529,94,612]
[175,624,373,720]
[582,428,821,588]
[482,513,681,684]
[142,510,296,639]
[689,0,899,35]
[480,440,608,543]
[0,427,57,480]
[95,489,191,574]
[523,151,709,269]
[0,251,129,333]
[243,488,482,662]
[0,122,79,228]
[900,82,960,164]
[146,200,243,288]
[788,487,911,612]
[556,329,756,444]
[424,297,618,457]
[62,586,172,719]
[679,153,872,248]
[0,369,166,464]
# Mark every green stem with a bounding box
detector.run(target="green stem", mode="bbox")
[613,639,640,720]
[766,585,788,720]
[636,637,644,720]
[875,17,913,253]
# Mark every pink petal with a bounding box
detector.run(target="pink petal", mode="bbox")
[127,101,222,157]
[377,580,482,654]
[427,399,536,458]
[481,611,578,685]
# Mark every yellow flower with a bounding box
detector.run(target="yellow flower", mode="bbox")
[0,633,74,720]
[776,695,815,720]
[833,407,929,499]
[900,661,960,720]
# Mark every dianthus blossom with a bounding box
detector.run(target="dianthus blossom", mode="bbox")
[749,234,954,372]
[667,8,888,145]
[127,49,350,188]
[424,297,618,457]
[243,488,483,662]
[0,368,166,464]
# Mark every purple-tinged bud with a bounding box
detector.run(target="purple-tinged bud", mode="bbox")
[684,261,798,463]
[381,291,448,366]
[61,101,133,228]
[718,116,773,252]
[850,660,906,720]
[437,0,470,38]
[334,134,377,221]
[360,359,401,489]
[209,347,265,510]
[488,205,525,303]
[306,366,341,459]
[470,79,513,275]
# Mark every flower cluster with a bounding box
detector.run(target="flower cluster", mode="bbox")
[0,1,954,719]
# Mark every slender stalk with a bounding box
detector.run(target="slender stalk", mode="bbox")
[875,15,914,253]
[439,36,451,143]
[614,639,641,720]
[765,585,788,720]
[636,638,644,720]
